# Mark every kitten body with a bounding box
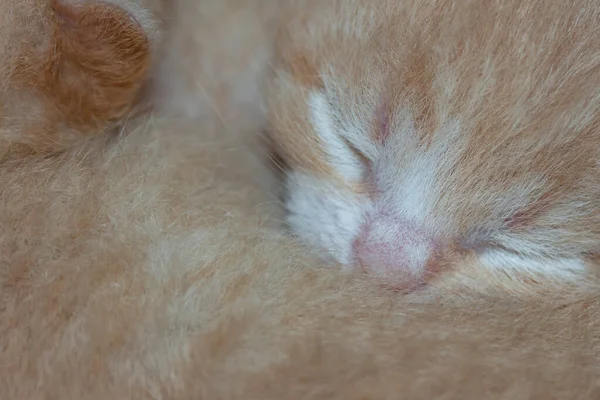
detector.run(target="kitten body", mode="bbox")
[268,0,600,288]
[3,108,600,400]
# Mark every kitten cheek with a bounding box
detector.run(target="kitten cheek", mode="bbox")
[284,170,367,265]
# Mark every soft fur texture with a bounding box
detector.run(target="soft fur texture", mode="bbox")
[0,0,164,158]
[1,0,600,399]
[269,0,600,288]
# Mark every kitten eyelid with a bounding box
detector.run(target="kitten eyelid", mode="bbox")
[321,91,376,166]
[323,94,374,164]
[341,136,371,166]
[340,136,379,197]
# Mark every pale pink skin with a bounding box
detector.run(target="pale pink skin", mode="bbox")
[352,207,441,290]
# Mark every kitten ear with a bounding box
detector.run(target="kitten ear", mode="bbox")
[43,0,152,129]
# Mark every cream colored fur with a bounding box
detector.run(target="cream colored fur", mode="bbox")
[1,0,599,399]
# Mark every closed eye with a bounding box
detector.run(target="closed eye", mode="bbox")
[341,136,379,196]
[341,136,371,167]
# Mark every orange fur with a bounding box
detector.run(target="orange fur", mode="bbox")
[45,0,151,126]
[1,0,600,398]
[0,0,158,158]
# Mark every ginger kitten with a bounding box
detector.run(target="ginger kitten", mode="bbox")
[267,0,600,289]
[1,1,600,398]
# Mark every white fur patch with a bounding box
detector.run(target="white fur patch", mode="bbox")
[285,171,366,265]
[478,248,587,280]
[376,112,463,232]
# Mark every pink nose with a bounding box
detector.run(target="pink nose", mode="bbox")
[352,215,438,287]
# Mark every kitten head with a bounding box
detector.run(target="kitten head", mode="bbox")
[267,0,600,288]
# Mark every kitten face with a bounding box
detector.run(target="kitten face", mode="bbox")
[268,0,600,287]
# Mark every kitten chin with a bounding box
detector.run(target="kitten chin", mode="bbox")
[268,0,600,288]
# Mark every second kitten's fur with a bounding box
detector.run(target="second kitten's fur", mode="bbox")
[0,0,163,158]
